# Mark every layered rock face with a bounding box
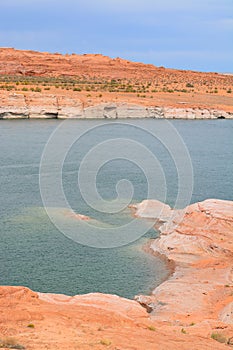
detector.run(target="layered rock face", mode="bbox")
[1,92,232,119]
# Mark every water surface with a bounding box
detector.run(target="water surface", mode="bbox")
[0,119,232,298]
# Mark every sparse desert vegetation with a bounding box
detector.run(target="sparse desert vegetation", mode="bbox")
[0,48,232,111]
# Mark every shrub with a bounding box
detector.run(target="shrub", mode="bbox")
[100,339,111,346]
[211,332,226,343]
[27,323,35,328]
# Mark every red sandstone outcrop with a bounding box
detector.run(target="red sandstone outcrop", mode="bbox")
[0,48,215,78]
[0,285,230,350]
[0,48,232,86]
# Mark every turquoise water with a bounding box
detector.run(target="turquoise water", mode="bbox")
[0,119,232,298]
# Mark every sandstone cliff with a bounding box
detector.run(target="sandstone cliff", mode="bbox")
[1,92,232,119]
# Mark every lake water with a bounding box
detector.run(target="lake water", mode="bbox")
[0,119,232,298]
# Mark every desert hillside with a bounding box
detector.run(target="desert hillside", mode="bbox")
[0,48,233,117]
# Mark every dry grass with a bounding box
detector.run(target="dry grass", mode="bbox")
[211,332,227,344]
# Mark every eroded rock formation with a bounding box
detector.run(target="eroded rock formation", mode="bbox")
[135,199,233,326]
[1,92,232,119]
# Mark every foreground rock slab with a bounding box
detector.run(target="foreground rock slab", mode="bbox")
[0,285,229,350]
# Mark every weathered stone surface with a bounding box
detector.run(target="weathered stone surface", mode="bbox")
[0,93,28,118]
[130,199,173,221]
[116,103,148,118]
[25,93,58,118]
[1,92,233,119]
[103,104,118,119]
[147,106,164,118]
[0,284,229,350]
[57,96,83,119]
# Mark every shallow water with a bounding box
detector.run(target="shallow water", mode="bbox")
[0,119,232,298]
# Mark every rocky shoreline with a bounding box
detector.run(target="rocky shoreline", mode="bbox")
[1,198,233,349]
[1,92,233,119]
[133,199,233,325]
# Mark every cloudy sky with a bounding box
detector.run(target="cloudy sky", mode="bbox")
[1,0,232,72]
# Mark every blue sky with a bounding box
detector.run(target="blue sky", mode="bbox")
[0,0,232,72]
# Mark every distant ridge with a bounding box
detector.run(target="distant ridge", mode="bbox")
[0,47,232,114]
[0,47,228,80]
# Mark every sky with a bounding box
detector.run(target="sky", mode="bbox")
[0,0,232,72]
